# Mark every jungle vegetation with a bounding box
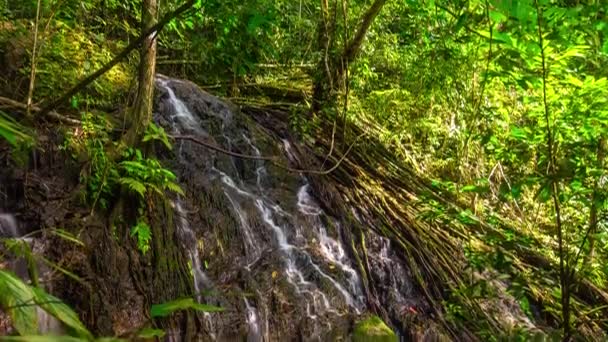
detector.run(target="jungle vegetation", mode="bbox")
[0,0,607,340]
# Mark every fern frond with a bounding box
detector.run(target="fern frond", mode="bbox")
[119,177,146,197]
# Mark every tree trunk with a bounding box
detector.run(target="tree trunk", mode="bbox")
[311,0,387,114]
[585,138,605,265]
[128,0,158,145]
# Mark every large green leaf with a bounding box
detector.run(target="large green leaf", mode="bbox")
[0,112,32,148]
[150,298,223,318]
[31,288,93,340]
[137,328,166,339]
[0,270,38,335]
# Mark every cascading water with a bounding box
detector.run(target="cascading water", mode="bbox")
[0,213,62,334]
[0,213,18,238]
[156,78,212,297]
[244,298,263,342]
[296,184,365,310]
[174,200,210,300]
[152,76,435,340]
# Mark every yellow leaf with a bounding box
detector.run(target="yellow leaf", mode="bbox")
[271,271,278,279]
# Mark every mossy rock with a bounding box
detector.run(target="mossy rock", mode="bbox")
[352,315,398,342]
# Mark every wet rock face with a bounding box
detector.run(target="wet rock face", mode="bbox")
[153,76,445,341]
[154,77,364,340]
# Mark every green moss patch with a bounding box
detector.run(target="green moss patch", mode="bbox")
[352,315,398,342]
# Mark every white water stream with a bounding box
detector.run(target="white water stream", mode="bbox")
[158,78,369,339]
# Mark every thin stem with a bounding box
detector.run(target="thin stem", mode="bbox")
[26,0,42,118]
[533,0,570,339]
[170,133,364,175]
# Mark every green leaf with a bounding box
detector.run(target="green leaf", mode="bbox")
[49,229,85,247]
[510,126,528,140]
[165,182,184,195]
[0,270,38,335]
[137,328,166,339]
[31,288,93,340]
[461,185,476,192]
[489,10,507,23]
[150,298,223,318]
[119,177,146,197]
[70,96,79,109]
[538,185,552,203]
[130,222,152,255]
[0,125,17,146]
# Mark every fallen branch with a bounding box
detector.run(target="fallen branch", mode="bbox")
[0,96,80,125]
[39,0,198,116]
[170,133,363,175]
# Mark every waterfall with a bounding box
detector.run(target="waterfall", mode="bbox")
[244,298,263,342]
[0,213,63,334]
[173,200,210,300]
[0,213,18,238]
[155,77,374,339]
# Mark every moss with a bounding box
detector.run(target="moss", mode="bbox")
[352,315,398,342]
[0,19,133,106]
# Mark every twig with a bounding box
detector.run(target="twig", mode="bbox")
[0,96,80,125]
[462,0,493,162]
[322,116,338,168]
[170,133,364,175]
[26,0,42,118]
[534,0,570,339]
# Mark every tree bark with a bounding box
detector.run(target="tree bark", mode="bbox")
[585,138,605,265]
[127,0,158,145]
[312,0,387,114]
[40,0,196,117]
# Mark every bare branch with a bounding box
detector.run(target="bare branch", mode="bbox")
[170,133,364,175]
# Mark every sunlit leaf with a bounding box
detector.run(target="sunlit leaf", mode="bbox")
[137,328,166,339]
[31,288,93,340]
[150,298,223,318]
[0,271,37,335]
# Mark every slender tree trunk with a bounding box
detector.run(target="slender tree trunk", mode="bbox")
[26,0,42,119]
[128,0,158,145]
[311,0,387,114]
[585,138,605,265]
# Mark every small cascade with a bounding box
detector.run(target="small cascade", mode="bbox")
[242,134,267,192]
[158,78,217,339]
[157,79,202,134]
[154,77,377,339]
[160,78,212,298]
[173,200,210,300]
[244,298,263,342]
[0,214,62,334]
[213,167,261,263]
[0,213,18,238]
[296,184,365,309]
[282,139,298,163]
